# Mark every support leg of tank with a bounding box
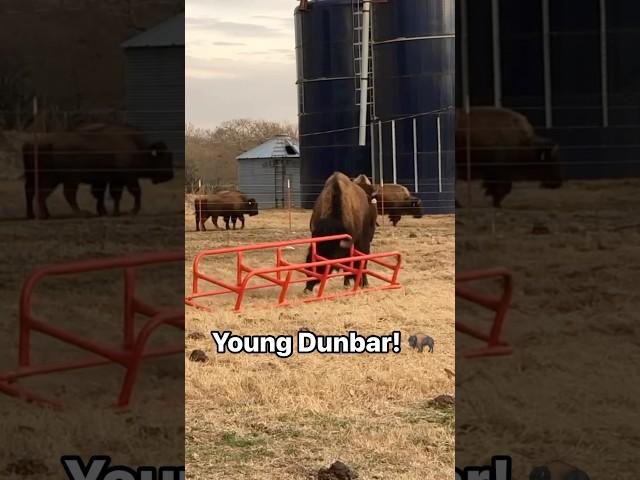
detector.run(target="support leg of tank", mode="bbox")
[127,180,142,215]
[109,182,124,216]
[91,183,108,216]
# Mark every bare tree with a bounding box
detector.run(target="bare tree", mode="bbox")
[186,119,298,186]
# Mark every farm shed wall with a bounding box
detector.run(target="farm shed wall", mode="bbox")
[122,14,185,166]
[238,158,302,209]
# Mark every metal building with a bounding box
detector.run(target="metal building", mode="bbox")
[236,135,302,209]
[295,0,455,214]
[456,0,640,178]
[121,13,185,164]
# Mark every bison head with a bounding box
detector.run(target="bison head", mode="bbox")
[410,196,423,218]
[352,174,376,201]
[246,198,259,216]
[148,142,174,184]
[532,137,563,189]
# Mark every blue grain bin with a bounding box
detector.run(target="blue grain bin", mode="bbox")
[295,0,370,207]
[371,0,455,213]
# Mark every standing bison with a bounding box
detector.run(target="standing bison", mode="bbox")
[374,184,422,226]
[455,106,562,207]
[22,123,173,219]
[353,176,422,226]
[304,172,377,293]
[194,190,258,231]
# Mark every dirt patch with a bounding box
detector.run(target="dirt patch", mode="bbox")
[0,173,185,473]
[185,207,455,479]
[456,179,640,478]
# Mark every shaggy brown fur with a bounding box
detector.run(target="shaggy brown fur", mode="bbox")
[22,123,172,219]
[374,184,422,226]
[455,106,562,207]
[305,172,377,292]
[195,190,258,231]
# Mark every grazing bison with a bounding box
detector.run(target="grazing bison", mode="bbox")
[304,172,377,293]
[455,106,562,207]
[374,184,423,226]
[22,123,173,219]
[194,191,258,231]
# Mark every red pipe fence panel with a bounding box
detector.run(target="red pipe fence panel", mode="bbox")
[456,268,514,358]
[0,251,184,408]
[185,235,403,312]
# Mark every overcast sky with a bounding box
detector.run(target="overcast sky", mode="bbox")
[186,0,298,130]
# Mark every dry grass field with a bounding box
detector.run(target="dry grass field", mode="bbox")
[456,179,640,478]
[184,199,455,479]
[0,175,185,476]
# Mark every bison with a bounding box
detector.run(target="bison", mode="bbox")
[455,106,562,207]
[374,184,423,226]
[304,172,377,293]
[194,190,258,231]
[22,123,173,219]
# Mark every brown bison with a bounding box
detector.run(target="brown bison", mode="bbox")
[456,106,562,207]
[304,172,377,292]
[22,123,173,219]
[374,184,422,226]
[194,191,258,231]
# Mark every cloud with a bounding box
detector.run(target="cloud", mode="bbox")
[186,59,297,128]
[212,41,246,46]
[186,17,285,37]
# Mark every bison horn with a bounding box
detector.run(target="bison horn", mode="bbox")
[371,198,377,205]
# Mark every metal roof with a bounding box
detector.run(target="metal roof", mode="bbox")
[121,13,185,48]
[236,135,300,160]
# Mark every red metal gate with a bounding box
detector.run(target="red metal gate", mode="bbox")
[185,234,402,312]
[456,268,513,358]
[0,251,184,408]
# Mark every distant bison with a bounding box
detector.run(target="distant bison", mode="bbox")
[194,190,258,231]
[455,106,562,207]
[374,184,422,226]
[22,123,173,219]
[305,172,377,292]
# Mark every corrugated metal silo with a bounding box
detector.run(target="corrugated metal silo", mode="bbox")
[295,0,455,213]
[371,0,455,213]
[295,0,370,207]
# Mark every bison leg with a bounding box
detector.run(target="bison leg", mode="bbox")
[24,178,35,220]
[109,183,124,216]
[303,247,320,293]
[239,215,245,229]
[126,180,142,215]
[36,188,52,220]
[224,216,231,230]
[63,183,86,216]
[389,215,401,227]
[212,216,220,229]
[91,183,108,216]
